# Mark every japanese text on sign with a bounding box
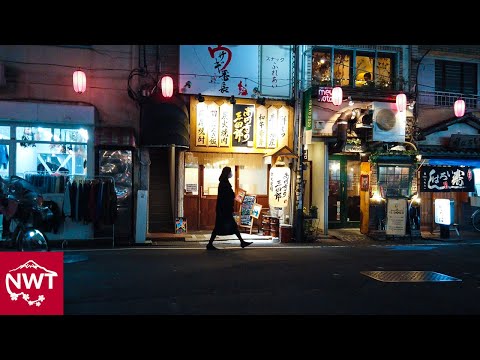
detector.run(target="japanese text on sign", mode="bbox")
[269,166,290,208]
[232,104,255,147]
[420,166,475,192]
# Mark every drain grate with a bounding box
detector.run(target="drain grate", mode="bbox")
[361,270,462,282]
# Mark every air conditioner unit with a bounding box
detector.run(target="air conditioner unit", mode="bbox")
[372,101,406,143]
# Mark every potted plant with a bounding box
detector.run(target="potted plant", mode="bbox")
[309,205,318,219]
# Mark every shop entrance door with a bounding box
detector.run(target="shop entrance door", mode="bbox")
[328,155,361,229]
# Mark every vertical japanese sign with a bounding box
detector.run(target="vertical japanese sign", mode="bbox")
[207,103,219,147]
[219,103,232,147]
[304,88,312,145]
[269,166,291,208]
[267,106,278,149]
[277,106,289,149]
[256,105,267,148]
[232,104,255,147]
[260,45,292,98]
[420,166,475,192]
[196,102,208,146]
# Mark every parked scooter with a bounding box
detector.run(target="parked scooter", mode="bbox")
[0,176,52,251]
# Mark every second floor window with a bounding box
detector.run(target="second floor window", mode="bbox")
[435,60,477,95]
[312,47,396,89]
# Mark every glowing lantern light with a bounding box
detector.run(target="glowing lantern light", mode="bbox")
[161,75,174,98]
[396,93,407,112]
[454,99,465,117]
[332,86,343,106]
[73,70,86,94]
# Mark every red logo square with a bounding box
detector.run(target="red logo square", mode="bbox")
[0,252,64,315]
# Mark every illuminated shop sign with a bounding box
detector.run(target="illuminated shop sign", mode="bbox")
[420,166,475,192]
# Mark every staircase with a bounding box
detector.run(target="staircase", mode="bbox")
[148,149,174,233]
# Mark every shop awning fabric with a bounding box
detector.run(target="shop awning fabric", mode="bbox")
[427,158,480,167]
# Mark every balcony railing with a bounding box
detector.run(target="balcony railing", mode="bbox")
[418,90,479,110]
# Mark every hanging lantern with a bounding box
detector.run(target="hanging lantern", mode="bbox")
[396,93,407,112]
[161,75,174,98]
[332,86,343,106]
[454,99,465,117]
[268,164,291,208]
[72,70,86,94]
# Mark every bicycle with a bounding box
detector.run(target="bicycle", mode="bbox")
[472,207,480,232]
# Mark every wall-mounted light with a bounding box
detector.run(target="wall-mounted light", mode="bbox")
[229,95,236,105]
[396,93,407,112]
[332,86,342,106]
[195,93,205,103]
[161,75,174,98]
[73,70,86,94]
[257,97,266,106]
[454,98,465,117]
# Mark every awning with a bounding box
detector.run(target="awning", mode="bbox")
[140,97,189,148]
[427,158,480,167]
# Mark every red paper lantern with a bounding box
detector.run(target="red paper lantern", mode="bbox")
[454,99,465,117]
[72,70,86,94]
[332,86,343,106]
[161,75,174,98]
[396,93,407,112]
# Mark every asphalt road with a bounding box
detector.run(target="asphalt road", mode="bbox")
[63,243,480,315]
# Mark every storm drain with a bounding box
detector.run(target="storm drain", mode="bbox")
[361,271,462,282]
[64,254,89,264]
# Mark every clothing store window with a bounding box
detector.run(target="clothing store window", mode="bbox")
[15,126,88,177]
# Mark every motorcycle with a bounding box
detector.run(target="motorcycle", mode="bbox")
[0,175,52,251]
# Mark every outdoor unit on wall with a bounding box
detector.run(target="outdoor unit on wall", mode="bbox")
[372,101,406,143]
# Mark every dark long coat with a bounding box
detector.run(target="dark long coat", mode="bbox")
[214,179,239,235]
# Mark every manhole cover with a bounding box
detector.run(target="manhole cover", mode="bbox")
[64,255,89,264]
[361,270,462,282]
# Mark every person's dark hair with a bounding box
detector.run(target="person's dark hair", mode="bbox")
[219,166,232,182]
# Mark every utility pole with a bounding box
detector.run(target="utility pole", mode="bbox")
[293,45,304,242]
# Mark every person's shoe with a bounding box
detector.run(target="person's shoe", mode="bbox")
[206,244,219,250]
[241,241,253,248]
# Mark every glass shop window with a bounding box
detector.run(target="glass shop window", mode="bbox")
[203,166,236,195]
[15,126,89,177]
[0,126,10,179]
[378,165,411,197]
[312,50,332,87]
[355,53,374,87]
[185,166,199,195]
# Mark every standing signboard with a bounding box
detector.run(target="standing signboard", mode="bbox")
[386,198,407,236]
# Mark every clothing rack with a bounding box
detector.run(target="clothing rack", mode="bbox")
[22,171,117,249]
[65,174,116,248]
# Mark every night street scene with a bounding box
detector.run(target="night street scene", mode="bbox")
[1,44,480,316]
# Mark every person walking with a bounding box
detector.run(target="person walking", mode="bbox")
[206,166,253,250]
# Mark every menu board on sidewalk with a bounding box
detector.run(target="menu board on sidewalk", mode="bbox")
[386,198,407,236]
[240,195,256,226]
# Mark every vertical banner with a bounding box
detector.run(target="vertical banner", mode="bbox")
[207,103,219,147]
[196,103,208,146]
[277,106,289,149]
[269,166,291,208]
[260,45,292,98]
[267,106,278,149]
[232,104,255,147]
[256,105,267,148]
[219,103,232,147]
[304,88,312,145]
